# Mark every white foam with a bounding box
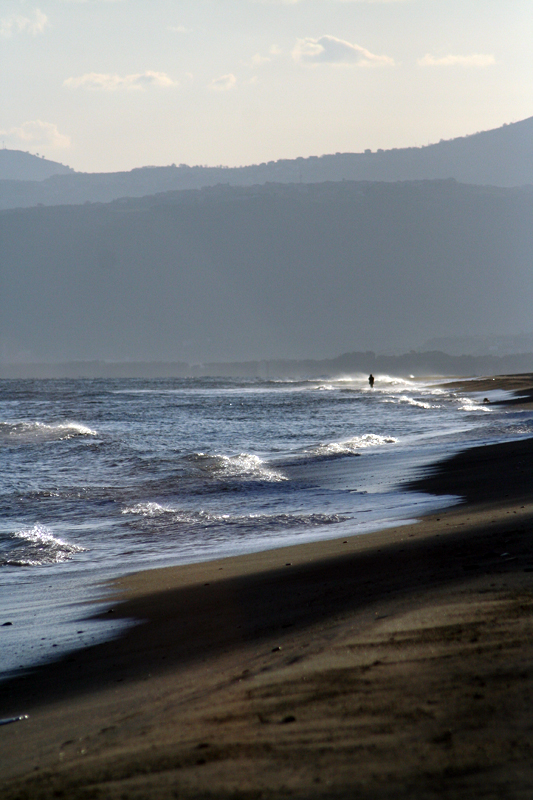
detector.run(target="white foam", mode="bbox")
[310,433,397,456]
[397,395,442,410]
[3,524,86,566]
[371,374,417,387]
[122,504,347,529]
[219,453,287,481]
[0,420,97,443]
[188,452,287,482]
[123,502,169,517]
[458,397,491,413]
[123,504,220,523]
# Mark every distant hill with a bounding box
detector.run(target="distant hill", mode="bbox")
[419,332,533,357]
[2,351,533,380]
[1,179,532,364]
[0,149,73,182]
[1,117,533,210]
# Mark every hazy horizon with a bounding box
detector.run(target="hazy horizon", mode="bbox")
[2,180,533,366]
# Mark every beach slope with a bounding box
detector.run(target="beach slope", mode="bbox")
[1,379,533,799]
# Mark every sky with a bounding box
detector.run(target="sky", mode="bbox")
[1,0,532,173]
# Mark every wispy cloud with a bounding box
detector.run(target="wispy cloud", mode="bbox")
[248,44,282,67]
[63,71,178,90]
[418,53,496,67]
[209,73,237,91]
[0,120,70,148]
[167,25,190,34]
[0,8,48,38]
[251,52,271,66]
[293,35,394,66]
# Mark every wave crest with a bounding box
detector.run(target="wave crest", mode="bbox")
[310,433,397,457]
[398,395,442,410]
[0,420,97,443]
[185,452,287,482]
[122,503,348,531]
[458,398,491,413]
[1,524,86,567]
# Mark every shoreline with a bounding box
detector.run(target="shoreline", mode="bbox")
[1,378,533,798]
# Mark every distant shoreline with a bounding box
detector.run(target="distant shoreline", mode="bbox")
[2,352,533,379]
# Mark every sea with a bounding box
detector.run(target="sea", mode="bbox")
[1,374,532,681]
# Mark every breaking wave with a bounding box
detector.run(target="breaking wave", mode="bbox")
[122,503,348,532]
[397,395,442,410]
[458,397,491,413]
[184,452,287,482]
[0,420,97,444]
[1,524,86,567]
[309,433,397,457]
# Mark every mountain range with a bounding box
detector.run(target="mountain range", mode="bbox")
[2,179,532,365]
[2,116,533,211]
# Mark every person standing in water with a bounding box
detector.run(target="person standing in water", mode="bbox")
[368,374,375,389]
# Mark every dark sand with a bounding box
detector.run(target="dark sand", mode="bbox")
[1,377,533,799]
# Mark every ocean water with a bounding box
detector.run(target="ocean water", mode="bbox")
[1,374,532,680]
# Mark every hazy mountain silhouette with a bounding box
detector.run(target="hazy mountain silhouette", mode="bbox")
[419,332,533,357]
[0,149,74,182]
[2,117,533,210]
[2,180,532,365]
[2,351,533,380]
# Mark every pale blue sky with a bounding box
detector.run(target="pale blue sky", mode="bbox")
[1,0,532,172]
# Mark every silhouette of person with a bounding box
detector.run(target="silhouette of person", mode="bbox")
[368,374,375,389]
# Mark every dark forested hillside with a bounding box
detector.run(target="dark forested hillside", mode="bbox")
[1,180,532,364]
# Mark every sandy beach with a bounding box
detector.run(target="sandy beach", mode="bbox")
[1,375,533,799]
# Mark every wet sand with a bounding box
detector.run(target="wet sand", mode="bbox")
[1,377,533,799]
